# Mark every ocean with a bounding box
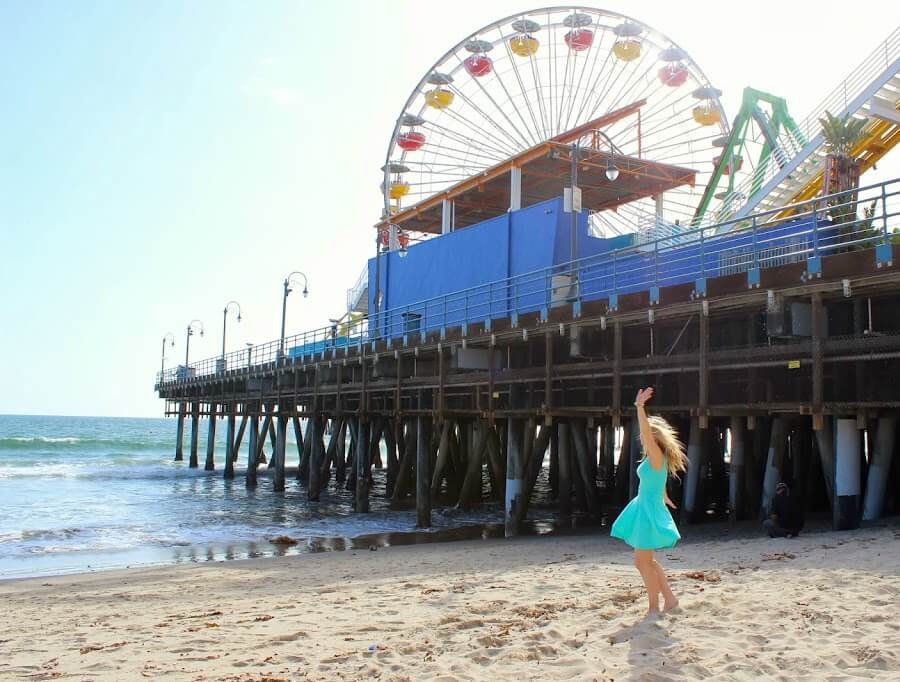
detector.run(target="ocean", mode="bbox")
[0,414,526,580]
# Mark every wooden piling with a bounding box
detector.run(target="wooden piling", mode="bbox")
[728,416,746,521]
[557,420,572,517]
[431,420,452,498]
[416,416,431,528]
[246,412,259,488]
[189,401,200,468]
[335,418,348,483]
[224,408,236,480]
[308,416,323,501]
[292,416,304,476]
[458,420,489,509]
[274,414,287,492]
[356,418,370,512]
[232,415,247,463]
[570,421,601,515]
[256,412,272,465]
[518,421,552,522]
[204,402,218,471]
[174,402,186,461]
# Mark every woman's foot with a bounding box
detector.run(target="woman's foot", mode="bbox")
[663,597,679,612]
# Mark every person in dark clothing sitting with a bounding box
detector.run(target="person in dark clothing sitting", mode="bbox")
[763,482,804,538]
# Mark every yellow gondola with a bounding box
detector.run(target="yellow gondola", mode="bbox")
[424,88,454,109]
[509,35,539,57]
[692,105,721,126]
[612,39,641,61]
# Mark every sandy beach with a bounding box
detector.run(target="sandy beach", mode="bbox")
[2,524,898,681]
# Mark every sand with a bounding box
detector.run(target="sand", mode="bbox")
[1,524,898,681]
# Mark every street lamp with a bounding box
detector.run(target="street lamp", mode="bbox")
[280,271,309,358]
[161,332,175,380]
[185,319,204,367]
[221,300,242,360]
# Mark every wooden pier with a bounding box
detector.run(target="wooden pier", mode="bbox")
[158,236,900,535]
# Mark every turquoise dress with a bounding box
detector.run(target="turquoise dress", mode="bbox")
[611,456,680,550]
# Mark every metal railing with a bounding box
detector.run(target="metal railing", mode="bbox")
[156,177,900,389]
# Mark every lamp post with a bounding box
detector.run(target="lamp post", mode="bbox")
[279,271,309,358]
[161,332,175,380]
[185,319,204,368]
[221,300,242,363]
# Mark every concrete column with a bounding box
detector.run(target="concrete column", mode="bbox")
[416,416,431,528]
[174,402,186,461]
[441,199,454,234]
[628,419,642,500]
[224,410,236,480]
[356,418,370,513]
[729,417,746,522]
[189,402,200,468]
[509,166,522,211]
[204,402,218,471]
[682,418,704,522]
[505,418,525,536]
[863,417,897,521]
[760,417,788,517]
[835,418,861,530]
[273,415,287,492]
[246,413,259,488]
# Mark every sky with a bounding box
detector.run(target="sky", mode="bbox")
[1,0,898,418]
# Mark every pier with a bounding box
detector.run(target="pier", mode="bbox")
[156,177,900,535]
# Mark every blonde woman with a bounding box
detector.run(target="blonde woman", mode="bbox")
[611,387,688,615]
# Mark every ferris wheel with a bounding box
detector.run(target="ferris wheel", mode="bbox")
[380,7,729,242]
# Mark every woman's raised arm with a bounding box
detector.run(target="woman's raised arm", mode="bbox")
[634,387,664,471]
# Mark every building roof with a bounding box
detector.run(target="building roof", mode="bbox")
[377,101,698,234]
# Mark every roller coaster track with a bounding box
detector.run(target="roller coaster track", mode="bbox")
[712,26,900,228]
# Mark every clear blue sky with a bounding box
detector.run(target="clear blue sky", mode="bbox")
[1,1,897,417]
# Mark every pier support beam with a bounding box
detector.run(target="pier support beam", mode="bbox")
[189,401,200,468]
[682,418,704,523]
[309,416,323,501]
[416,416,431,528]
[204,402,218,471]
[224,408,236,480]
[174,402,186,461]
[570,421,601,515]
[505,418,525,537]
[729,417,746,521]
[834,418,861,530]
[557,420,572,517]
[863,417,897,521]
[761,417,788,517]
[356,418,370,512]
[814,416,835,506]
[233,415,247,463]
[246,412,259,488]
[274,414,287,492]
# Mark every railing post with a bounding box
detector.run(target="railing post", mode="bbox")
[463,290,469,335]
[695,227,707,298]
[876,180,893,268]
[808,200,822,278]
[748,215,761,288]
[650,238,660,304]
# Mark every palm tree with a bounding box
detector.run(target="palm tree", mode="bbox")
[819,110,868,158]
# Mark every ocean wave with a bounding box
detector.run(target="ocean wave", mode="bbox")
[0,435,169,452]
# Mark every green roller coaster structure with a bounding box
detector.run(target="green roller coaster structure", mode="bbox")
[695,87,806,224]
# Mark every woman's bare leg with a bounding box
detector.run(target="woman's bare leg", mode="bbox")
[634,549,661,614]
[652,559,678,610]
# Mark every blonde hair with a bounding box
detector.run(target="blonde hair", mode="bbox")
[645,415,688,479]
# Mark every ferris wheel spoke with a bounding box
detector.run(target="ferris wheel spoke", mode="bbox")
[556,33,576,136]
[485,53,542,146]
[447,83,532,152]
[450,54,539,151]
[562,17,605,132]
[422,120,513,161]
[436,104,521,158]
[525,49,550,140]
[498,29,544,144]
[419,125,511,164]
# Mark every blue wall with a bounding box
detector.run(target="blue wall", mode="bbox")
[367,198,824,340]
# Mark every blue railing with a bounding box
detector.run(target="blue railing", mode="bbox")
[156,177,900,388]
